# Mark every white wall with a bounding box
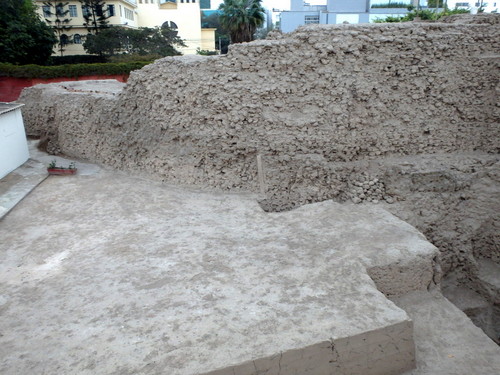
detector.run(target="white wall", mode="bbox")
[0,105,29,179]
[280,11,321,32]
[137,2,203,54]
[328,0,369,12]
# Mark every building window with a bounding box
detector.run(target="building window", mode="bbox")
[73,34,82,44]
[96,4,103,16]
[82,5,91,17]
[55,4,64,15]
[42,5,51,17]
[162,20,178,29]
[69,4,77,17]
[60,34,69,46]
[161,20,179,37]
[108,4,115,16]
[124,8,134,20]
[304,15,320,24]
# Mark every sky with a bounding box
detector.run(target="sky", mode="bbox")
[261,0,291,11]
[212,0,292,11]
[211,1,330,11]
[210,1,330,23]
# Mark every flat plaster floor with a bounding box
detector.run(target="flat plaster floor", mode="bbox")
[0,158,47,220]
[0,166,439,375]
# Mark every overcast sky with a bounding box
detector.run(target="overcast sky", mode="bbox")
[211,1,330,11]
[261,0,291,11]
[212,0,291,11]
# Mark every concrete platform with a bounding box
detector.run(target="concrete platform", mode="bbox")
[0,158,47,220]
[0,166,439,375]
[0,140,102,220]
[396,290,500,375]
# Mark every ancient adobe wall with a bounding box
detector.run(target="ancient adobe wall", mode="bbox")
[21,19,499,202]
[19,15,500,341]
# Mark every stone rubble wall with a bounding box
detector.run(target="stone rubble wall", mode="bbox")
[21,17,499,205]
[117,21,498,207]
[19,15,500,340]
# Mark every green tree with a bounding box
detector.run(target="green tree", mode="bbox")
[0,0,57,64]
[43,1,73,56]
[427,0,445,7]
[83,27,186,57]
[83,27,122,56]
[79,0,111,34]
[218,0,265,44]
[374,6,470,23]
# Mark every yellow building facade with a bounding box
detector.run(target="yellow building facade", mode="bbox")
[35,0,216,56]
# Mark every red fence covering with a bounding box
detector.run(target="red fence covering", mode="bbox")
[0,75,128,102]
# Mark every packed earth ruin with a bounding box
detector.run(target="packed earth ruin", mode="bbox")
[2,12,499,375]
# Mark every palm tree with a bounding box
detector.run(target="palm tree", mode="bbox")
[218,0,265,44]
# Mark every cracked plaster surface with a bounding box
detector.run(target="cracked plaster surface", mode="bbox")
[0,171,434,374]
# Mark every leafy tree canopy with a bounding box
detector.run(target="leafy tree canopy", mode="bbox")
[0,0,57,64]
[218,0,265,44]
[83,27,187,57]
[427,0,445,7]
[374,7,470,23]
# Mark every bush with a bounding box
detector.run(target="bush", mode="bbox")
[374,7,470,23]
[47,55,107,65]
[108,54,162,63]
[371,2,411,8]
[374,15,406,23]
[0,62,150,79]
[196,48,218,56]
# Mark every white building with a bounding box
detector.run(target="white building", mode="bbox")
[447,0,498,12]
[0,104,29,180]
[280,0,498,33]
[280,0,415,32]
[36,0,216,55]
[135,0,216,54]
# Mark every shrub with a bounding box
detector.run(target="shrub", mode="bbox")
[0,62,150,79]
[196,48,219,56]
[47,55,107,65]
[374,7,470,23]
[371,2,411,8]
[108,54,161,63]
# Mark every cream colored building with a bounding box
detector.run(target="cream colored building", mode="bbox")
[35,0,216,56]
